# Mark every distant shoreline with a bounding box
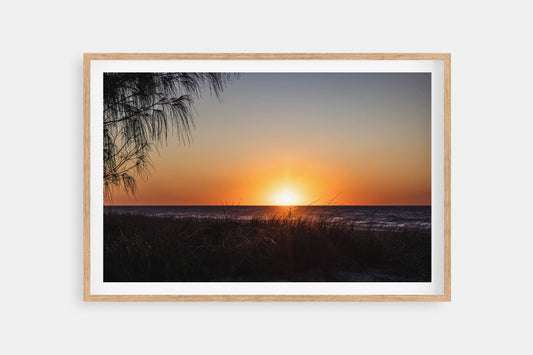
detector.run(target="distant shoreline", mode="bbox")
[104,204,432,207]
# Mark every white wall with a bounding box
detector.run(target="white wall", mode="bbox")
[1,1,531,354]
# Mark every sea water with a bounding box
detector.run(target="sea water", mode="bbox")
[104,205,430,231]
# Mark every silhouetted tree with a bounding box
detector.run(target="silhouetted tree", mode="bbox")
[103,73,237,200]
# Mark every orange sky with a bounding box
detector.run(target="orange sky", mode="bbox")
[106,73,431,206]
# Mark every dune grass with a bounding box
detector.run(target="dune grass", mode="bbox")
[104,213,431,282]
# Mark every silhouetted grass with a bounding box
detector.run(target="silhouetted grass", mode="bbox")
[104,213,431,282]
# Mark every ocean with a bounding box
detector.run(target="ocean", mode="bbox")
[104,205,431,231]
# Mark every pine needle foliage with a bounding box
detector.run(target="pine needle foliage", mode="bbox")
[103,73,237,200]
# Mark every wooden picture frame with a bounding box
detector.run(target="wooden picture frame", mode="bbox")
[84,53,451,302]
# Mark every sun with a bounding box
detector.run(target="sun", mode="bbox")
[274,189,299,206]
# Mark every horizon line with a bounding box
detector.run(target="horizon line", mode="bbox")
[104,204,432,207]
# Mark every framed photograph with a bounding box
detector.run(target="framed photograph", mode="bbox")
[84,53,450,301]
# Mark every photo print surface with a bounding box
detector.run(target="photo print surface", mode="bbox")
[103,72,432,282]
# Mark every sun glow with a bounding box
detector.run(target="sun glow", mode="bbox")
[274,189,300,206]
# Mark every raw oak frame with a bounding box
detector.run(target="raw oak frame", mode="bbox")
[83,53,451,302]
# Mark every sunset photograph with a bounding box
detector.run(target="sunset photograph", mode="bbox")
[103,71,432,282]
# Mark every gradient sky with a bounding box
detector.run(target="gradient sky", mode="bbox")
[107,73,431,206]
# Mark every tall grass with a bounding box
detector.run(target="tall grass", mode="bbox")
[104,212,431,282]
